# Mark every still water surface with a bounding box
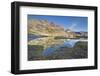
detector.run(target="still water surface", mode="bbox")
[28,37,87,60]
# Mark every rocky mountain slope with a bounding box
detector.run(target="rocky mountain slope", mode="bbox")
[28,19,76,38]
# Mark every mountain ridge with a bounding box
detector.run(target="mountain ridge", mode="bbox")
[28,19,76,38]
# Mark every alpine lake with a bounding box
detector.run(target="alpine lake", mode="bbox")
[28,35,88,61]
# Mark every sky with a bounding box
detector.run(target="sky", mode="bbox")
[28,15,88,32]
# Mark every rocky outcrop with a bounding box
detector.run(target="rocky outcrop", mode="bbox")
[28,19,76,38]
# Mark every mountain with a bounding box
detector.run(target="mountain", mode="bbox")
[28,19,76,38]
[75,32,88,38]
[65,29,76,38]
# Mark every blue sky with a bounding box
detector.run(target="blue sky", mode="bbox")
[28,15,88,32]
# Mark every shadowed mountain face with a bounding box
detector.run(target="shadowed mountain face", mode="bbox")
[28,19,76,38]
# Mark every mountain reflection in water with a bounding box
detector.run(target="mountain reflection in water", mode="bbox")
[28,37,88,61]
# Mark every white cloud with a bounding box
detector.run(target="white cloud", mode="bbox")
[69,23,77,31]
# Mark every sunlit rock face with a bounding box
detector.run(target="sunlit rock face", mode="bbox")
[28,19,76,38]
